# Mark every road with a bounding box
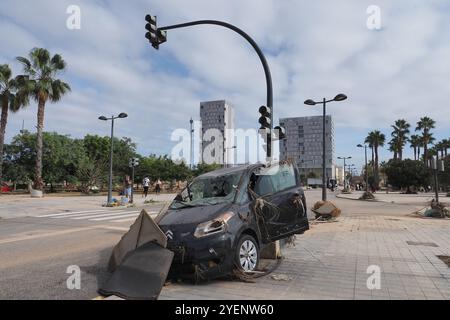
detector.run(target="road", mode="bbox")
[0,190,436,299]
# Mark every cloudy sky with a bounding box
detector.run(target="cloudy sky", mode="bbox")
[1,0,449,169]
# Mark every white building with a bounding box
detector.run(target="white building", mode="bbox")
[200,100,235,165]
[279,115,336,180]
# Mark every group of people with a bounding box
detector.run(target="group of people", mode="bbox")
[122,176,162,200]
[142,177,162,198]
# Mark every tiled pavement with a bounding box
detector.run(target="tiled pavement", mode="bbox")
[159,215,450,300]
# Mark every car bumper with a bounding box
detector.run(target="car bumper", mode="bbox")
[166,232,235,280]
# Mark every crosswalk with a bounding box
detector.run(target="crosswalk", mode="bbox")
[36,209,158,223]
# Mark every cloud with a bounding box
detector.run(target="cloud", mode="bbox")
[0,0,449,169]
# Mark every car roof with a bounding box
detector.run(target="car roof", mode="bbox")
[198,163,265,178]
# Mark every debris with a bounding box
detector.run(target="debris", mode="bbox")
[107,209,167,272]
[99,209,173,300]
[312,201,341,220]
[359,191,375,200]
[98,241,173,300]
[271,274,291,281]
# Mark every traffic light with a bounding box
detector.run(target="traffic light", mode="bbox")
[145,15,158,48]
[145,15,167,49]
[258,105,271,129]
[274,125,286,140]
[129,158,139,167]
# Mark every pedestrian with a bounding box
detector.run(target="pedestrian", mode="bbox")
[123,175,132,200]
[155,178,162,195]
[142,176,150,198]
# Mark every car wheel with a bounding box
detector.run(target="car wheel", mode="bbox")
[235,234,259,272]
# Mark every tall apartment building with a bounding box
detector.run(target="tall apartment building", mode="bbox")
[279,115,336,180]
[200,100,235,165]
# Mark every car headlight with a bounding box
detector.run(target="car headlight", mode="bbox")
[194,212,235,238]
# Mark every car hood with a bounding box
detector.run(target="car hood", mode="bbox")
[158,202,233,227]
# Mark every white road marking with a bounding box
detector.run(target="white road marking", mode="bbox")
[37,209,107,218]
[112,212,158,223]
[0,224,132,245]
[89,212,141,221]
[71,211,140,220]
[53,210,128,219]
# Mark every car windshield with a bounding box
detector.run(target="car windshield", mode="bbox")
[170,171,243,209]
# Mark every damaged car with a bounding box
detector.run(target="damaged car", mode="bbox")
[155,161,309,281]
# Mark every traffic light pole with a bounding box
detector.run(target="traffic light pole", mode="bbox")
[158,20,274,159]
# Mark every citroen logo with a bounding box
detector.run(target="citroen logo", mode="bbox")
[165,230,173,240]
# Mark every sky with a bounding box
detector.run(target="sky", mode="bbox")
[1,0,449,171]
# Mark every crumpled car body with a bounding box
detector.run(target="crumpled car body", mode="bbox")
[156,161,309,281]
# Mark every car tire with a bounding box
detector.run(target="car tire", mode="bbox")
[234,234,259,273]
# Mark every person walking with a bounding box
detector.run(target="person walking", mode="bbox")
[142,176,150,198]
[155,178,162,195]
[123,175,132,200]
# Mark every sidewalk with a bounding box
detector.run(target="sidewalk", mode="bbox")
[336,191,449,206]
[160,214,450,300]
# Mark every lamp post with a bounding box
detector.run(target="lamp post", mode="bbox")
[337,156,352,190]
[357,144,369,192]
[99,113,128,205]
[305,94,347,201]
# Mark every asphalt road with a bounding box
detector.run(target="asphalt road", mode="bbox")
[0,202,165,299]
[0,190,424,299]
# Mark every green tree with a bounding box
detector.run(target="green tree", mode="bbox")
[2,130,36,186]
[416,116,436,163]
[409,134,422,161]
[0,64,29,181]
[16,48,71,191]
[384,159,430,193]
[365,130,385,188]
[390,119,410,160]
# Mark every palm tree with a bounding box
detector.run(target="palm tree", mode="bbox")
[416,117,435,163]
[364,135,375,172]
[388,136,401,160]
[443,138,450,157]
[16,48,71,191]
[365,130,385,188]
[390,119,410,160]
[409,135,421,161]
[0,64,29,181]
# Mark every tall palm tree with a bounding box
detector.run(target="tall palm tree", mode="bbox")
[443,138,450,157]
[365,130,385,188]
[416,117,435,163]
[0,64,28,181]
[16,48,71,191]
[364,135,375,171]
[390,119,410,160]
[365,130,386,188]
[409,134,421,161]
[388,136,401,160]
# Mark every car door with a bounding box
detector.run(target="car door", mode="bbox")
[251,162,309,242]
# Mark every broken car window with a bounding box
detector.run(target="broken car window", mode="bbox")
[252,163,297,196]
[170,171,242,209]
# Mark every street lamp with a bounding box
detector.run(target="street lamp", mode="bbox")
[305,94,347,201]
[357,144,369,192]
[99,113,128,205]
[337,156,352,190]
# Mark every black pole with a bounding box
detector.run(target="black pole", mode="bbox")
[322,98,327,202]
[434,168,439,203]
[159,20,273,159]
[107,117,114,205]
[364,145,369,192]
[131,165,134,204]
